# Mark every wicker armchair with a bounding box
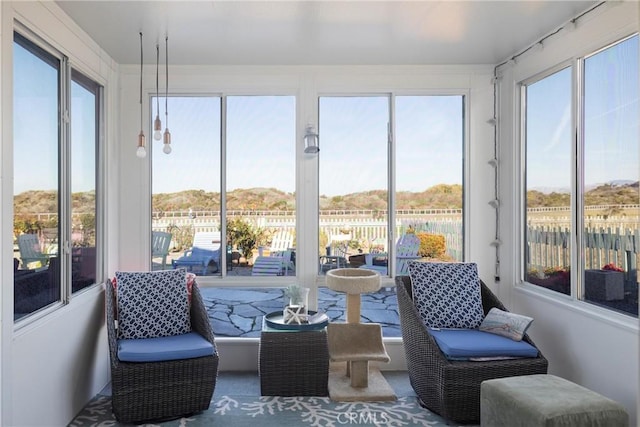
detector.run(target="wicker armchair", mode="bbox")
[105,278,219,424]
[396,275,548,424]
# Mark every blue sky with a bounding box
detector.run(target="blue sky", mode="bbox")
[319,95,463,197]
[527,35,638,191]
[14,41,96,195]
[151,94,463,197]
[14,36,638,197]
[14,41,59,195]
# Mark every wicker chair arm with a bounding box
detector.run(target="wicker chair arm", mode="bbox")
[190,283,217,349]
[104,279,120,369]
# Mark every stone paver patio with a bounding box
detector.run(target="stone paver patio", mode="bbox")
[200,286,401,338]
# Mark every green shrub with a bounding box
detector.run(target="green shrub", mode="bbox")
[227,218,265,259]
[416,232,446,258]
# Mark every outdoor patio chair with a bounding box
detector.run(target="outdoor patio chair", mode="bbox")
[172,231,221,274]
[152,230,172,269]
[270,249,294,275]
[106,270,219,424]
[360,233,421,275]
[396,262,548,424]
[319,242,349,272]
[269,229,294,253]
[17,234,50,269]
[252,255,284,276]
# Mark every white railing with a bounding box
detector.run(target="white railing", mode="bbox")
[527,225,639,274]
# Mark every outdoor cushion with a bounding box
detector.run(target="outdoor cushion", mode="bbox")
[115,269,191,339]
[109,272,196,319]
[479,307,534,341]
[430,328,539,360]
[117,332,215,362]
[408,262,484,329]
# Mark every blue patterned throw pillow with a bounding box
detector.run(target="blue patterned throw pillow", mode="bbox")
[408,262,484,329]
[116,269,191,339]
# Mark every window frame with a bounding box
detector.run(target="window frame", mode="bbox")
[69,68,103,295]
[13,27,104,326]
[518,33,639,319]
[519,60,576,297]
[149,94,298,282]
[316,91,469,281]
[149,90,470,288]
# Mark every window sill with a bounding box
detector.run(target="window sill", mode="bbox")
[516,281,639,333]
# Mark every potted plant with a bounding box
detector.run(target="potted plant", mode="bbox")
[585,263,624,301]
[283,284,309,324]
[526,266,570,295]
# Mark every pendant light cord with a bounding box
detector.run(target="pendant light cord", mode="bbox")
[139,32,143,132]
[156,44,160,114]
[164,35,169,127]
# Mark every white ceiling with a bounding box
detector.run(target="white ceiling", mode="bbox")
[55,1,598,66]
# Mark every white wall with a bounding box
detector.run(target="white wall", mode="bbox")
[497,2,638,424]
[1,1,636,426]
[1,2,118,426]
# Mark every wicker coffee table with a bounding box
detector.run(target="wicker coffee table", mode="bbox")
[259,317,329,396]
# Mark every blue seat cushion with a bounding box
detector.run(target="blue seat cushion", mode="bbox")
[117,332,215,362]
[430,328,539,360]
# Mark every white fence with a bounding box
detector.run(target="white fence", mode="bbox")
[152,209,464,259]
[152,208,639,269]
[528,225,639,274]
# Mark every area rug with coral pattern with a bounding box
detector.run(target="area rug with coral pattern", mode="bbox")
[69,394,472,426]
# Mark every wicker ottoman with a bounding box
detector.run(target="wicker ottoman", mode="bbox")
[481,374,629,427]
[259,321,329,396]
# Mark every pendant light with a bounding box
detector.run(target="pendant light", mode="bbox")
[153,43,162,141]
[136,32,146,158]
[162,35,172,154]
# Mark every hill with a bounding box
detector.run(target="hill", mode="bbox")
[13,181,638,215]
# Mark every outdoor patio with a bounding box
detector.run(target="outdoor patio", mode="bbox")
[200,285,401,338]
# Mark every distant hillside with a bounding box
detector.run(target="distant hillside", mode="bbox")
[14,190,96,215]
[527,182,638,207]
[152,188,296,212]
[320,184,464,211]
[583,182,639,207]
[13,181,638,215]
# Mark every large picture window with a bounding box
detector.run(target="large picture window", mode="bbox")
[582,35,638,313]
[151,95,296,277]
[318,95,465,278]
[523,66,573,296]
[522,34,638,317]
[13,31,103,322]
[70,70,100,293]
[13,33,61,320]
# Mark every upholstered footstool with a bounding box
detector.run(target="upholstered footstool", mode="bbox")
[481,374,628,427]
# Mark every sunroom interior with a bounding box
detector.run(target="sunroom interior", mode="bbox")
[1,1,638,426]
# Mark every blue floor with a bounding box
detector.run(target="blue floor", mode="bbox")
[200,286,401,338]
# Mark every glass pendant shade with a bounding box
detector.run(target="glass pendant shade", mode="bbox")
[153,115,162,140]
[136,131,146,158]
[163,128,172,154]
